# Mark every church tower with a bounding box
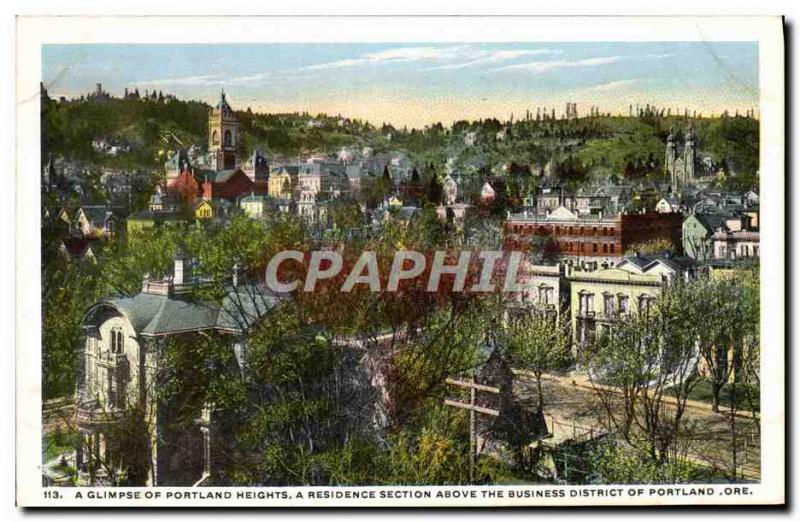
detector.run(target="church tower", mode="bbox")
[665,131,677,189]
[208,90,239,171]
[683,128,696,184]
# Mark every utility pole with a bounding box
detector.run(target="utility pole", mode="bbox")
[469,381,476,480]
[444,377,500,482]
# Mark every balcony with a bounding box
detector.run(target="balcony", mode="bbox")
[74,397,124,427]
[95,352,128,368]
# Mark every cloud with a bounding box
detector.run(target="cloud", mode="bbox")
[495,56,623,73]
[135,74,224,87]
[304,46,471,70]
[588,79,638,91]
[427,49,562,70]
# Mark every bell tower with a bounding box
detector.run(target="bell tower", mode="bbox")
[208,90,239,171]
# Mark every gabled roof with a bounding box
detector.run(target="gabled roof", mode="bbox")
[79,205,120,227]
[691,212,729,233]
[617,254,696,276]
[546,206,578,221]
[205,169,242,184]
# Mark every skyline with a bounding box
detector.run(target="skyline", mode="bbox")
[43,42,759,128]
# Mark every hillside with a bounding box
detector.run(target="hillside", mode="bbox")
[41,91,760,191]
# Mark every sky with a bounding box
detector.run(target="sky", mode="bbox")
[42,42,759,128]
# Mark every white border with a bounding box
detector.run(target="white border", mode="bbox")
[15,15,785,507]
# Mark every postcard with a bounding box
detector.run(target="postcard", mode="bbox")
[16,15,784,507]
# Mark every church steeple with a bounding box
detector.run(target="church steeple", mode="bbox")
[208,90,238,171]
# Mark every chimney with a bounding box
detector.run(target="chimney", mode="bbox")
[174,249,186,285]
[232,263,240,287]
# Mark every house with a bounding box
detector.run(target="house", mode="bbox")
[127,210,186,234]
[166,168,202,201]
[76,251,282,486]
[655,196,681,214]
[73,206,121,238]
[506,262,566,322]
[615,252,698,283]
[712,230,760,260]
[743,190,760,207]
[194,199,214,220]
[345,164,371,193]
[480,181,496,203]
[239,193,270,220]
[682,211,755,261]
[268,166,298,199]
[297,160,346,197]
[568,264,663,354]
[127,189,187,234]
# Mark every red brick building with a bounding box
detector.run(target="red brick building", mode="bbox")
[504,206,682,260]
[200,169,268,201]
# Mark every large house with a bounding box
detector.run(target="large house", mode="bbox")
[683,212,758,261]
[76,251,282,486]
[567,253,695,353]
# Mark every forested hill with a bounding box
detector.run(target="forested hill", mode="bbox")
[41,91,760,190]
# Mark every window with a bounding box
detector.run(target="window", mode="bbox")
[212,130,219,146]
[618,295,629,315]
[111,329,124,355]
[539,286,554,306]
[579,292,594,314]
[224,129,233,147]
[638,295,652,315]
[604,294,615,317]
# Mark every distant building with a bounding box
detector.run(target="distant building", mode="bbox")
[201,169,266,201]
[239,193,270,220]
[443,173,458,205]
[268,166,299,199]
[683,211,757,261]
[712,230,760,260]
[72,205,121,239]
[655,196,681,214]
[241,150,269,183]
[480,182,496,203]
[207,91,239,172]
[665,129,697,191]
[505,206,683,263]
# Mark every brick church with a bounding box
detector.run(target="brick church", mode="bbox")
[165,91,268,203]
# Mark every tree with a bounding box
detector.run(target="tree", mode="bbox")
[694,273,760,413]
[505,311,571,412]
[585,280,702,465]
[624,238,675,257]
